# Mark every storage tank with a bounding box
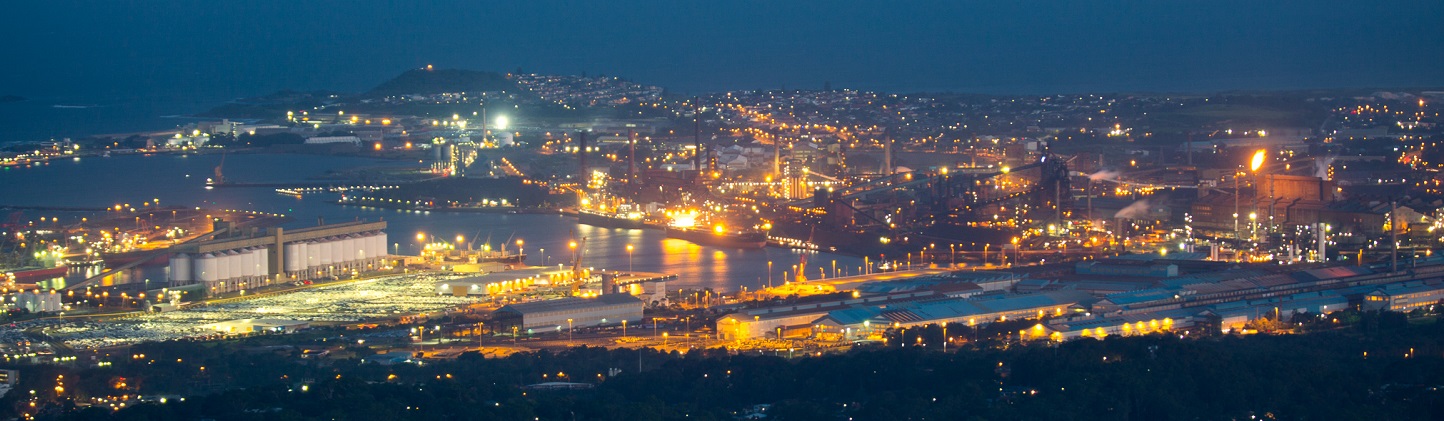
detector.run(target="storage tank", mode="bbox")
[378,233,389,257]
[195,253,218,282]
[169,253,192,283]
[306,241,322,268]
[255,247,270,277]
[297,241,310,270]
[241,248,258,277]
[316,240,333,267]
[328,238,343,266]
[284,243,302,272]
[232,250,248,278]
[287,243,301,272]
[342,235,357,264]
[217,251,234,280]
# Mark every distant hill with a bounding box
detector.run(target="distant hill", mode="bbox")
[196,90,341,119]
[362,68,516,98]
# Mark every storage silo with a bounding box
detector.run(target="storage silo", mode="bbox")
[374,232,388,257]
[234,250,248,278]
[169,253,192,283]
[302,240,316,270]
[328,237,343,266]
[300,241,311,271]
[340,235,358,265]
[195,253,218,282]
[255,247,270,278]
[284,243,301,272]
[312,240,329,267]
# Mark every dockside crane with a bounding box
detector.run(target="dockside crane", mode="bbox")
[569,236,588,294]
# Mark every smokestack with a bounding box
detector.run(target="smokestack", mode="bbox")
[882,128,893,175]
[578,131,588,187]
[1186,133,1193,166]
[628,130,637,182]
[317,216,324,226]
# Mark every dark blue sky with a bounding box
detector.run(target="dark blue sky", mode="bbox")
[2,0,1442,101]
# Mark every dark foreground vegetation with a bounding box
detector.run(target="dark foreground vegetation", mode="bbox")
[7,315,1444,420]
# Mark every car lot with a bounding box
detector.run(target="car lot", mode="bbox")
[21,273,479,350]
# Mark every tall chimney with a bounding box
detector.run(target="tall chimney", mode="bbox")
[881,128,892,175]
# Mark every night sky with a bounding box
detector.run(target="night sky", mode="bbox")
[3,0,1442,101]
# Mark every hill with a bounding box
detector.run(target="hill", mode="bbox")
[362,68,516,98]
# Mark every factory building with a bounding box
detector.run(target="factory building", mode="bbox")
[168,221,388,295]
[491,294,643,332]
[1361,280,1444,312]
[809,291,1095,341]
[716,289,973,340]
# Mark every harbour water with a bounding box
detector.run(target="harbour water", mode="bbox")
[0,152,862,292]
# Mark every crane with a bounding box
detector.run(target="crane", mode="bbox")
[569,236,589,294]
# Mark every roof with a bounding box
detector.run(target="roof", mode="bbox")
[496,294,641,315]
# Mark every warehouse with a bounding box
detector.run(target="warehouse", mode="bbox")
[491,294,643,332]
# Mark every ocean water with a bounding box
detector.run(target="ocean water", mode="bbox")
[0,94,223,143]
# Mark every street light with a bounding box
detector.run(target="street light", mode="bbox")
[626,244,634,272]
[567,318,574,345]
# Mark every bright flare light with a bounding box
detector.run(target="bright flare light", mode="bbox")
[1250,150,1266,172]
[495,115,510,131]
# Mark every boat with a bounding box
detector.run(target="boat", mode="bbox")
[2,265,68,281]
[577,209,647,230]
[665,226,767,249]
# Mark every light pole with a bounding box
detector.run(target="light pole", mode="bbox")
[767,261,773,287]
[622,319,627,338]
[516,239,524,261]
[567,318,574,345]
[626,244,634,272]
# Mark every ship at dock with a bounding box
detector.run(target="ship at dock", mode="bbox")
[665,226,767,249]
[576,208,648,230]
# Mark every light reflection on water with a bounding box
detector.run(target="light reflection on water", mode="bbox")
[1,153,863,292]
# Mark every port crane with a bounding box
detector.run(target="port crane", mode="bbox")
[569,236,588,294]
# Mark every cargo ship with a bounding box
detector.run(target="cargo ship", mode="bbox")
[1,265,69,282]
[577,208,648,230]
[665,226,767,249]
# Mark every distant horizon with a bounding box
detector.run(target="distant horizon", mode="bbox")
[3,0,1441,141]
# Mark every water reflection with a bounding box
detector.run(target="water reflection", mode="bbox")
[1,153,864,292]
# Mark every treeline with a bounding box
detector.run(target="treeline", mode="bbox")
[10,317,1444,420]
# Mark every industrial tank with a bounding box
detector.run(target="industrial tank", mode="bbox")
[195,253,218,282]
[169,253,192,283]
[341,235,357,264]
[306,241,322,267]
[284,243,302,272]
